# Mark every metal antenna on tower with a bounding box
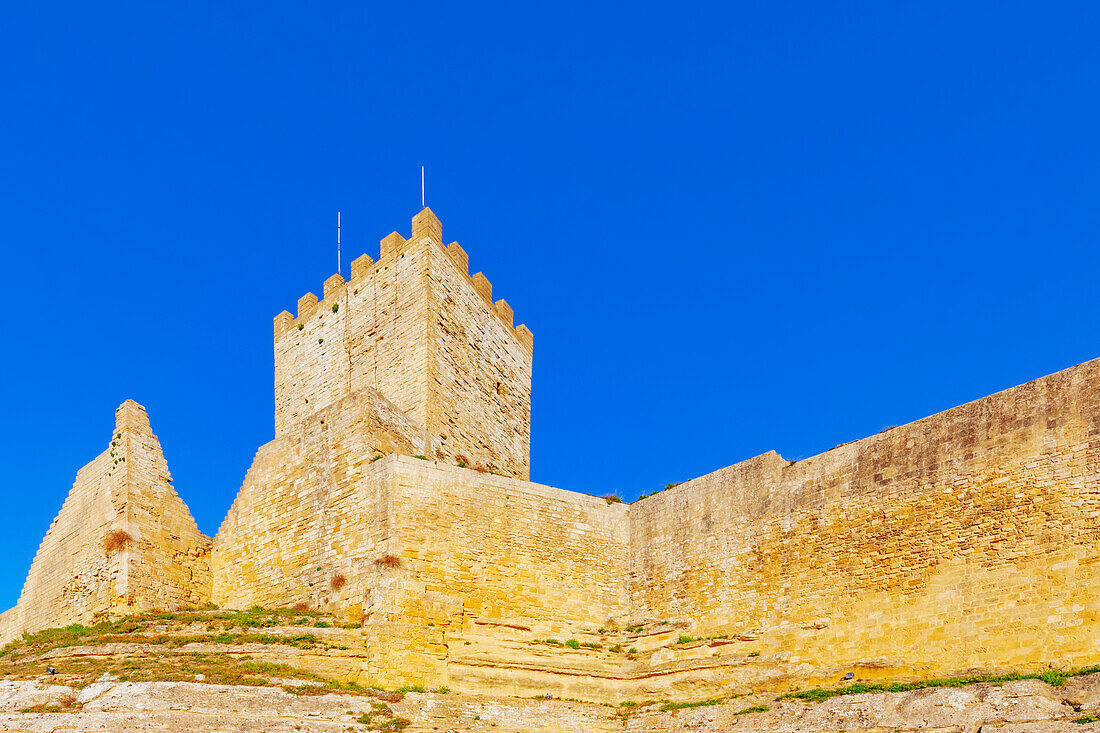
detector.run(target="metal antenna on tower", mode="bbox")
[337,211,342,275]
[421,166,425,208]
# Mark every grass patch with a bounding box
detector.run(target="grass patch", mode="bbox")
[779,665,1100,704]
[660,697,725,712]
[734,704,769,715]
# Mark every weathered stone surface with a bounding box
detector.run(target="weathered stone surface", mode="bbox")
[3,675,1100,731]
[0,681,74,713]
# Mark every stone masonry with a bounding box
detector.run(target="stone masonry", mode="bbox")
[2,207,1099,701]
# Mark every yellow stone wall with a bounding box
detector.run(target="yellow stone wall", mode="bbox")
[272,208,533,478]
[211,386,431,610]
[0,401,211,643]
[389,459,630,630]
[630,357,1100,679]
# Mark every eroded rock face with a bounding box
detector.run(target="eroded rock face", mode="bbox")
[3,674,1100,732]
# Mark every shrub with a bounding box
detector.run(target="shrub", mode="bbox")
[413,454,427,460]
[1040,669,1068,686]
[677,635,694,645]
[609,644,622,653]
[628,647,637,654]
[330,574,347,591]
[603,495,622,505]
[102,530,132,554]
[735,705,769,715]
[371,455,383,462]
[374,554,401,569]
[332,303,339,313]
[564,639,580,649]
[748,651,760,657]
[457,461,467,468]
[297,323,304,331]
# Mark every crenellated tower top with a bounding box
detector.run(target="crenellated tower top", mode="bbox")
[271,208,533,479]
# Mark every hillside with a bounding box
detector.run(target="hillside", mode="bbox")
[4,609,1100,731]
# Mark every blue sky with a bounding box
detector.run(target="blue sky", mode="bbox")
[2,1,1099,609]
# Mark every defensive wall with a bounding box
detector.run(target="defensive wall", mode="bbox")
[3,207,1099,701]
[630,356,1100,686]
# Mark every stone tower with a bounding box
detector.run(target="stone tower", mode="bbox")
[272,208,534,479]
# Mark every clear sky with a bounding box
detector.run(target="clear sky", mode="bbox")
[1,1,1099,609]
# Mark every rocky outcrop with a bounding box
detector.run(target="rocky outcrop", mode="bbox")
[4,674,1100,731]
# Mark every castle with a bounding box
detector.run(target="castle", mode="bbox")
[2,207,1099,701]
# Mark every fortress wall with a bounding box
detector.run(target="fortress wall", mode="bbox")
[212,387,430,611]
[630,358,1100,677]
[388,458,630,630]
[426,237,532,479]
[1,402,211,643]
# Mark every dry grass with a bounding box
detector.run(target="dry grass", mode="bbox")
[102,530,132,554]
[330,573,347,591]
[0,608,358,691]
[374,554,401,569]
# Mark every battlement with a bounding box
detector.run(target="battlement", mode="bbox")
[271,208,533,479]
[273,208,533,351]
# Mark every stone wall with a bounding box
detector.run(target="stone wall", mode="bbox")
[211,386,432,610]
[630,357,1100,680]
[389,459,629,630]
[272,208,533,478]
[0,402,211,643]
[212,443,629,689]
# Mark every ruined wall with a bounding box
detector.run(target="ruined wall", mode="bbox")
[272,208,533,478]
[115,402,212,612]
[630,358,1100,679]
[0,401,211,643]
